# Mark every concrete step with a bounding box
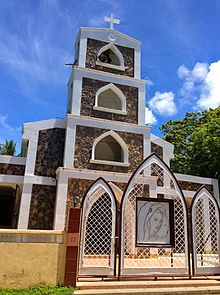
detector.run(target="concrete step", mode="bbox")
[73,286,220,294]
[76,279,220,290]
[74,279,220,294]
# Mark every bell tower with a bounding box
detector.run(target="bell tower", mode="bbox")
[64,15,150,173]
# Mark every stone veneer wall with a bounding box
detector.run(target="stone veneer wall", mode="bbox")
[28,185,56,230]
[178,180,213,193]
[86,38,134,77]
[0,163,25,176]
[81,78,138,124]
[34,128,65,178]
[74,125,143,173]
[151,142,163,160]
[67,179,94,208]
[67,179,128,209]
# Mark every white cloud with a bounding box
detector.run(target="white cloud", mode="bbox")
[149,91,177,116]
[178,61,220,110]
[0,115,14,132]
[196,61,220,109]
[145,107,157,125]
[178,65,190,78]
[192,62,209,80]
[146,79,154,87]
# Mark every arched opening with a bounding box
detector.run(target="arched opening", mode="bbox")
[98,48,120,66]
[98,88,122,110]
[91,131,129,166]
[120,153,189,276]
[95,135,123,162]
[79,178,117,276]
[191,187,220,275]
[96,43,125,70]
[94,83,126,114]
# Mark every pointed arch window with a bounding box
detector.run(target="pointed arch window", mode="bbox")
[96,43,125,71]
[90,130,129,167]
[94,83,127,115]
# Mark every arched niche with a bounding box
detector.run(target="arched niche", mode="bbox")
[93,83,127,115]
[90,130,129,167]
[96,43,125,71]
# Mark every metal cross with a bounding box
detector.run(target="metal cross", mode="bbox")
[104,14,120,29]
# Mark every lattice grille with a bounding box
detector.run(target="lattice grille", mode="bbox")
[122,159,188,273]
[194,195,220,268]
[83,193,113,267]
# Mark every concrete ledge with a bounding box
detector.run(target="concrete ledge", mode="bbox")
[77,279,220,290]
[73,287,220,295]
[0,229,65,243]
[75,279,220,294]
[0,155,26,165]
[73,286,220,294]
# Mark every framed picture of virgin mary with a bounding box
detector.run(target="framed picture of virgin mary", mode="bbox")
[136,198,175,247]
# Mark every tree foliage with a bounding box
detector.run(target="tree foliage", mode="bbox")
[160,107,220,180]
[0,140,16,156]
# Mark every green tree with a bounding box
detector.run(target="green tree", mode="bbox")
[0,139,16,156]
[160,107,220,181]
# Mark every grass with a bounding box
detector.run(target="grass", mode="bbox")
[0,286,74,295]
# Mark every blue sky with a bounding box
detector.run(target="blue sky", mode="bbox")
[0,0,220,153]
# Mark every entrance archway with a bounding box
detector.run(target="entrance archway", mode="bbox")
[120,153,190,277]
[78,178,117,276]
[191,187,220,275]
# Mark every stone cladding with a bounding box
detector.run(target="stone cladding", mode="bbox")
[67,179,94,208]
[178,180,213,193]
[67,179,128,209]
[81,78,138,124]
[0,163,25,176]
[28,184,56,230]
[151,142,163,160]
[85,38,134,77]
[74,125,143,173]
[34,128,65,178]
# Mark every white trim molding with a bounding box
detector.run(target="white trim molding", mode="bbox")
[93,106,127,115]
[96,61,125,71]
[94,83,127,114]
[151,133,174,166]
[78,27,142,48]
[0,155,26,165]
[90,130,129,167]
[90,159,129,167]
[67,114,151,134]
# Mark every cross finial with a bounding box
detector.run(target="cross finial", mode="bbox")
[104,13,120,29]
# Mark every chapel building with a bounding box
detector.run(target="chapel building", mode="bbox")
[0,18,218,232]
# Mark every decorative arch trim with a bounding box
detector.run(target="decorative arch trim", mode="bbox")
[190,186,220,218]
[120,152,187,210]
[96,42,125,71]
[81,177,118,213]
[94,83,127,115]
[90,130,129,167]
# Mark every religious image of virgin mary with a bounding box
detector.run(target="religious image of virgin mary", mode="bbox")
[137,201,170,244]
